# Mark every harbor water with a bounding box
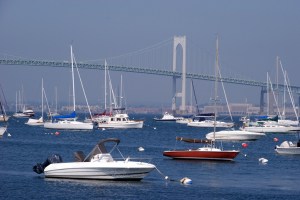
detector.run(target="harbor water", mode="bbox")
[1,114,300,200]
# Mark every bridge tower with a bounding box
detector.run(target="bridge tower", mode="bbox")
[172,36,187,114]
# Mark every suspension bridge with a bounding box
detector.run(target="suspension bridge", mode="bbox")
[0,36,299,114]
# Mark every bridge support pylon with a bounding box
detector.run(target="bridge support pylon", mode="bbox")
[172,36,186,114]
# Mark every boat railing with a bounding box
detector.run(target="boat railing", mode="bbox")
[114,157,153,163]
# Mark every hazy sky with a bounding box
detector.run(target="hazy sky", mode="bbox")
[1,0,300,109]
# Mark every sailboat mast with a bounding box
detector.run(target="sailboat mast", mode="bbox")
[70,45,76,112]
[104,60,107,110]
[267,72,269,115]
[191,79,200,114]
[15,91,17,113]
[213,36,219,144]
[55,87,58,113]
[42,78,44,119]
[120,74,123,109]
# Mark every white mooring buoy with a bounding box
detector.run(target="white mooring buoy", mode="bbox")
[259,157,268,164]
[180,177,192,185]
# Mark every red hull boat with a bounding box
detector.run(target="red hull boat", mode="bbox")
[163,137,240,161]
[163,37,240,162]
[163,148,239,161]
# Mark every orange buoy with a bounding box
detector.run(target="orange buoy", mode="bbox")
[55,131,60,136]
[273,137,279,142]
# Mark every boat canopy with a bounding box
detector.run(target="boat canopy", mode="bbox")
[176,136,211,144]
[52,111,76,119]
[195,113,215,117]
[84,138,120,161]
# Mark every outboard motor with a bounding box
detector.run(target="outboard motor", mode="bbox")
[33,154,63,174]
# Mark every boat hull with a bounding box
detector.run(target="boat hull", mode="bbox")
[44,121,93,130]
[187,121,234,128]
[163,149,239,161]
[98,121,143,129]
[243,126,300,133]
[275,141,300,155]
[25,118,44,126]
[206,130,265,141]
[44,161,155,180]
[275,147,300,155]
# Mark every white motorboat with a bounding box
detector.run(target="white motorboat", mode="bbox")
[33,138,155,180]
[275,140,300,155]
[97,113,143,129]
[206,129,265,141]
[154,112,179,121]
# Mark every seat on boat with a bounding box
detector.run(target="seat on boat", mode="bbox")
[74,151,86,162]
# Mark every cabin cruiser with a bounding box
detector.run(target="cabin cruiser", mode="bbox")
[13,109,35,118]
[33,138,155,180]
[97,113,143,129]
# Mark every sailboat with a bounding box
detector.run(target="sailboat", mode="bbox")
[44,46,93,130]
[187,66,234,128]
[0,93,8,137]
[0,85,9,137]
[25,79,45,126]
[242,71,300,133]
[0,85,10,122]
[48,87,60,117]
[163,36,240,161]
[96,64,143,129]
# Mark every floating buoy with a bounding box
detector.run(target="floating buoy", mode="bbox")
[242,143,248,148]
[259,158,268,164]
[102,128,106,131]
[273,137,279,142]
[138,147,145,152]
[244,154,247,157]
[180,177,192,185]
[7,133,11,137]
[55,131,60,136]
[153,127,156,130]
